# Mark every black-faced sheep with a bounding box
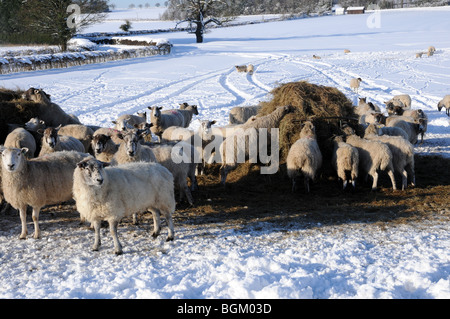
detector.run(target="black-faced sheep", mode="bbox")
[331,135,359,189]
[385,94,412,111]
[385,116,425,145]
[21,88,81,127]
[349,77,362,93]
[437,95,450,117]
[91,134,119,163]
[72,157,175,255]
[392,108,428,143]
[39,126,85,156]
[286,121,323,193]
[0,147,89,239]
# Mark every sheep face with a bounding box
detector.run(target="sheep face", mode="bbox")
[199,120,216,140]
[119,129,146,158]
[77,158,107,187]
[25,117,45,131]
[42,126,60,149]
[22,88,51,103]
[92,134,111,154]
[0,147,28,173]
[112,119,129,131]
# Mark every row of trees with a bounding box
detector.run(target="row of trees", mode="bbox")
[0,0,109,50]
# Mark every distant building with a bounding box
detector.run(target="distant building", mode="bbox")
[333,5,345,15]
[346,6,365,14]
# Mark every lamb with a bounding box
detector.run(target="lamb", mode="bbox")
[4,128,36,158]
[229,105,262,124]
[0,147,89,239]
[39,126,85,156]
[112,112,147,131]
[286,121,323,193]
[91,134,119,163]
[57,124,94,154]
[345,133,397,191]
[109,128,157,166]
[331,135,359,189]
[72,157,175,255]
[178,103,199,127]
[349,77,362,93]
[385,116,424,145]
[21,88,81,127]
[364,124,415,190]
[437,95,450,117]
[219,105,293,185]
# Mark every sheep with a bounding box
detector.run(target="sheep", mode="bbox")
[229,105,262,124]
[355,97,381,117]
[0,147,89,239]
[437,95,450,117]
[313,55,321,59]
[344,49,351,54]
[349,77,362,93]
[247,64,254,75]
[91,134,119,163]
[385,116,424,145]
[109,128,157,166]
[345,133,397,191]
[148,106,186,139]
[57,124,94,154]
[359,111,386,126]
[4,128,36,158]
[219,105,293,185]
[21,88,81,127]
[178,103,199,127]
[428,46,436,54]
[415,52,425,58]
[385,94,412,110]
[72,157,175,255]
[39,126,85,156]
[365,123,409,141]
[427,50,434,57]
[93,127,123,145]
[161,120,216,175]
[392,108,428,143]
[331,135,359,189]
[24,117,46,132]
[112,112,147,131]
[364,124,415,190]
[286,121,323,193]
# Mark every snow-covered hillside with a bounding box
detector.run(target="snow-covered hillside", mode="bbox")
[0,7,449,299]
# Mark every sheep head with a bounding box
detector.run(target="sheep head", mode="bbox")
[77,157,109,187]
[0,147,28,173]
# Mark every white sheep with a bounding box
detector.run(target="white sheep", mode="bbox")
[331,135,359,189]
[219,105,293,185]
[355,97,381,117]
[0,147,89,239]
[112,112,147,131]
[21,88,81,127]
[385,94,412,110]
[364,123,409,141]
[392,108,428,143]
[286,121,323,193]
[345,134,397,191]
[428,46,436,54]
[93,127,123,145]
[229,105,262,124]
[247,64,254,74]
[4,128,36,158]
[148,106,186,139]
[437,95,450,117]
[57,124,94,154]
[72,157,175,255]
[110,128,157,166]
[178,103,199,127]
[91,134,119,163]
[39,126,85,156]
[385,116,424,145]
[364,124,415,190]
[349,77,362,93]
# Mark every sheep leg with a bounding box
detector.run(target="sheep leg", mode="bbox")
[304,177,310,193]
[370,172,378,191]
[109,220,123,255]
[92,220,102,251]
[18,206,28,239]
[387,170,397,191]
[31,206,42,239]
[151,209,161,238]
[165,212,174,242]
[406,164,415,187]
[291,179,297,193]
[401,169,408,190]
[343,180,348,190]
[184,186,194,206]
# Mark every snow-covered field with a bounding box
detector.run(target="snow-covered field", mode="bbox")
[0,7,450,299]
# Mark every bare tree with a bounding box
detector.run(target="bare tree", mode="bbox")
[174,0,227,43]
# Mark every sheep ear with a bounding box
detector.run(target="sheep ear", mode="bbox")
[210,120,216,125]
[55,124,62,130]
[117,132,124,140]
[0,145,5,154]
[21,147,29,155]
[112,121,117,125]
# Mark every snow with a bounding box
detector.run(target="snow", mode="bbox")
[0,7,450,300]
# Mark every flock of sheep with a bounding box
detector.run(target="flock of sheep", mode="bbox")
[1,80,450,254]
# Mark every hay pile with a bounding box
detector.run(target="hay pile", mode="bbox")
[0,88,42,144]
[258,81,361,166]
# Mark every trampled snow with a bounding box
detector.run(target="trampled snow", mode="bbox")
[0,7,449,299]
